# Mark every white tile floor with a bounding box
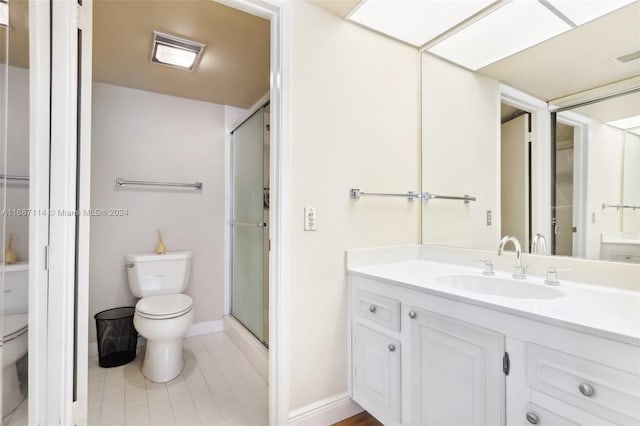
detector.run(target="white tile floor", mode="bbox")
[3,398,28,426]
[88,332,268,426]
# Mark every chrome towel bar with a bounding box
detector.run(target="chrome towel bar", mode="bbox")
[116,178,203,190]
[350,188,420,202]
[350,188,476,203]
[602,203,639,210]
[0,175,29,181]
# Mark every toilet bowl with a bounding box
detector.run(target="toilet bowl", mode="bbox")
[2,262,29,418]
[127,251,193,383]
[2,313,28,417]
[133,294,193,382]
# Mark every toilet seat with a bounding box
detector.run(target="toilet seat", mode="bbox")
[3,313,28,344]
[136,294,193,320]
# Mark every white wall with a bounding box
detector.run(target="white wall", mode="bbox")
[623,132,640,233]
[89,83,227,343]
[288,2,421,411]
[421,53,501,249]
[586,121,625,258]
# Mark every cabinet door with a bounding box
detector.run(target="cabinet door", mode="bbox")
[353,323,401,425]
[403,307,505,426]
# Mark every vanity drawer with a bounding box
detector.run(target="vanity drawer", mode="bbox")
[526,343,640,423]
[355,289,400,331]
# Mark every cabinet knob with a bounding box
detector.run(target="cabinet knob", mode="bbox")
[408,311,417,319]
[388,344,396,352]
[368,305,377,313]
[525,412,539,424]
[578,382,595,397]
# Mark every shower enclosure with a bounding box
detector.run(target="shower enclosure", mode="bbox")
[230,104,269,346]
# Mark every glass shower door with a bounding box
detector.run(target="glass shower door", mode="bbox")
[231,108,266,343]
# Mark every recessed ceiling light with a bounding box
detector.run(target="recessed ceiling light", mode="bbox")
[428,0,571,70]
[607,115,640,130]
[151,31,205,71]
[545,0,636,26]
[348,0,495,47]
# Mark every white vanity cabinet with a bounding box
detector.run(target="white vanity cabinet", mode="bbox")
[402,305,505,426]
[351,289,402,425]
[349,274,640,426]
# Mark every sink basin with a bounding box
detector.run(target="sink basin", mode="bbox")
[434,274,565,299]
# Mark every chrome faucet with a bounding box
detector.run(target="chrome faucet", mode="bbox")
[498,236,527,279]
[531,233,547,254]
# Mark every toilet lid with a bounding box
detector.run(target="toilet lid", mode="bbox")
[136,294,193,319]
[4,313,28,343]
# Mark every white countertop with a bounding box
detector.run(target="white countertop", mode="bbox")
[348,260,640,345]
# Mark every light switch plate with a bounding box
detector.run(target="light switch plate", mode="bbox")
[305,207,317,231]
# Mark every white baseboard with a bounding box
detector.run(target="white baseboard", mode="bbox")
[88,320,223,357]
[185,319,224,337]
[223,315,268,383]
[289,393,363,426]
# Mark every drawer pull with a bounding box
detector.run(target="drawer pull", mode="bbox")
[578,382,595,397]
[388,344,396,352]
[408,311,417,319]
[368,305,377,313]
[526,412,539,424]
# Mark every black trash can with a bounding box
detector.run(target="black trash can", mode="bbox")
[94,307,138,368]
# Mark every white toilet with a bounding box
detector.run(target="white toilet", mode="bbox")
[2,262,29,418]
[126,251,193,383]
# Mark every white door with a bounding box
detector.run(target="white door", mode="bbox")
[47,0,92,424]
[352,323,401,425]
[402,306,506,426]
[501,114,530,250]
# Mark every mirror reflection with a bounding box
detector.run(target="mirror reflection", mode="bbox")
[559,93,640,262]
[1,0,30,422]
[421,1,640,263]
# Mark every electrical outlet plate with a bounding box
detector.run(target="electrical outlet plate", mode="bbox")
[305,207,317,231]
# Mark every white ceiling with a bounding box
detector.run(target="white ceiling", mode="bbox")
[479,1,640,101]
[312,0,640,121]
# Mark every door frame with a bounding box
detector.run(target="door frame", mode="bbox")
[213,2,292,423]
[29,0,52,423]
[500,84,552,252]
[35,0,291,424]
[555,111,590,258]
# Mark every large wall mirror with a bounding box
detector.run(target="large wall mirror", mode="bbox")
[1,0,30,422]
[421,1,640,264]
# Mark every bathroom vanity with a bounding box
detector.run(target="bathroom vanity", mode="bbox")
[347,248,640,426]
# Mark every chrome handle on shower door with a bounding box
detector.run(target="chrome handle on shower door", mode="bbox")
[231,222,267,227]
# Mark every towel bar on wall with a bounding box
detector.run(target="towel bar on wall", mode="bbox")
[602,203,639,210]
[350,188,476,203]
[115,178,203,190]
[0,175,29,182]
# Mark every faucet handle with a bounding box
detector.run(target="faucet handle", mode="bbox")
[513,264,529,280]
[476,259,495,276]
[544,267,571,286]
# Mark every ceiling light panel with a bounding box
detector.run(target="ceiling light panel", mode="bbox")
[151,31,205,71]
[545,0,636,26]
[607,115,640,130]
[0,2,7,27]
[348,0,495,47]
[428,0,571,70]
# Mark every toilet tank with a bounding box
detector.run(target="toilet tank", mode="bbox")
[2,262,29,315]
[126,251,192,298]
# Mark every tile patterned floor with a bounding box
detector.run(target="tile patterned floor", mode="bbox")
[88,332,268,426]
[3,398,27,426]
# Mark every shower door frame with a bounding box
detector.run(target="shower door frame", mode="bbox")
[229,100,270,345]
